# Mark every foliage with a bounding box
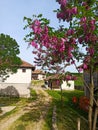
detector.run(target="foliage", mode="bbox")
[79,96,89,112]
[30,89,37,100]
[0,97,20,106]
[24,0,98,129]
[72,73,84,87]
[0,33,21,81]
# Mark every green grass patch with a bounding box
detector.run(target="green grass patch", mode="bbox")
[47,90,88,130]
[43,105,53,130]
[29,89,37,100]
[31,80,44,86]
[9,109,41,130]
[0,90,37,121]
[0,97,20,106]
[72,73,84,87]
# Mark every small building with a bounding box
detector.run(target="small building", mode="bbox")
[32,69,46,80]
[45,74,74,90]
[0,60,35,98]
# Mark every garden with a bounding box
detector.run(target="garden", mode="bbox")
[47,90,89,130]
[0,87,89,130]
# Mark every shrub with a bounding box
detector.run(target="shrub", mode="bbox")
[79,96,89,112]
[72,96,78,104]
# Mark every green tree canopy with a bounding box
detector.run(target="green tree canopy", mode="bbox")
[0,33,21,81]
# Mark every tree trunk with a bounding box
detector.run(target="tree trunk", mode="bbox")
[93,104,98,130]
[88,68,94,130]
[60,85,63,106]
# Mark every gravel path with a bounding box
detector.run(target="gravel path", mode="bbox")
[0,86,52,130]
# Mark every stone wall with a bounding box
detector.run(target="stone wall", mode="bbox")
[0,83,31,98]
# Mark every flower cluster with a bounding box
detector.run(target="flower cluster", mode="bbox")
[72,96,78,104]
[24,0,98,81]
[29,18,78,72]
[57,0,78,22]
[72,96,89,112]
[79,96,89,112]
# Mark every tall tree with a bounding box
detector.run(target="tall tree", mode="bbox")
[0,33,21,81]
[24,0,98,129]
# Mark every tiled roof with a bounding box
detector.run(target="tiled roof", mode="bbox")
[32,69,45,74]
[20,60,35,69]
[46,74,60,80]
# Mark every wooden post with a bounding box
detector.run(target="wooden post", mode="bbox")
[93,100,98,130]
[77,118,80,130]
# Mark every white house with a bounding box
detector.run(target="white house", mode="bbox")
[0,60,35,98]
[32,69,46,80]
[45,74,74,90]
[61,80,74,90]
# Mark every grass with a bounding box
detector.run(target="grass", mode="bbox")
[47,90,89,130]
[9,105,53,130]
[31,80,44,86]
[0,88,89,130]
[0,89,37,106]
[72,73,84,86]
[0,89,38,121]
[42,105,53,130]
[0,97,20,106]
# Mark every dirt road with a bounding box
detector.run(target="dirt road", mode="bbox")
[0,86,52,130]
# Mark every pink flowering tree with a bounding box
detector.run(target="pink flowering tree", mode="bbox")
[24,1,98,130]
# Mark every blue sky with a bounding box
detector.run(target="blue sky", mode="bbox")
[0,0,79,72]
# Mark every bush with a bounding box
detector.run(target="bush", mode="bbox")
[79,96,89,112]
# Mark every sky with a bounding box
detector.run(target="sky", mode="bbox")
[0,0,80,72]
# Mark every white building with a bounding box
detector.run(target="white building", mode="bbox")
[0,60,35,98]
[32,69,46,80]
[46,74,74,90]
[61,80,74,90]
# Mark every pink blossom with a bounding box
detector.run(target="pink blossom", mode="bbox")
[71,7,78,15]
[44,26,49,34]
[65,75,72,80]
[78,37,83,44]
[90,19,96,25]
[31,20,42,34]
[78,67,83,72]
[83,63,88,70]
[85,35,89,42]
[71,76,77,80]
[67,29,74,35]
[58,0,67,6]
[87,47,94,56]
[71,60,75,64]
[57,12,65,20]
[31,41,38,48]
[70,38,76,44]
[81,17,87,23]
[34,19,41,26]
[82,2,87,6]
[82,24,87,32]
[90,25,95,31]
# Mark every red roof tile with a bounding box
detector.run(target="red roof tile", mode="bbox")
[20,60,35,70]
[32,69,45,74]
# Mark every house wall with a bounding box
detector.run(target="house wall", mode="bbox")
[0,68,32,98]
[61,80,74,90]
[1,68,32,83]
[0,83,30,98]
[38,74,46,80]
[47,80,74,90]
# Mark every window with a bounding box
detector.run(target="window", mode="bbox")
[22,68,26,73]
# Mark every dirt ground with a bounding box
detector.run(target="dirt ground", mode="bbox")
[0,86,52,130]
